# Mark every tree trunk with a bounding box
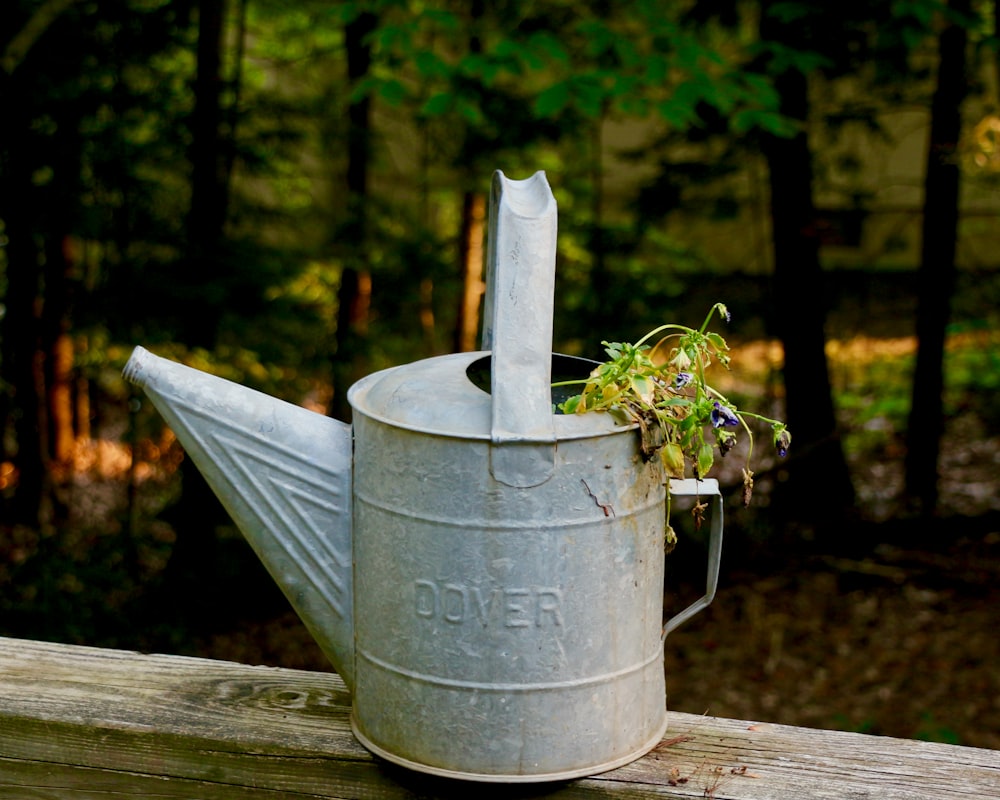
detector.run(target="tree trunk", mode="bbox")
[451,1,487,354]
[75,357,91,443]
[158,0,235,627]
[221,0,247,194]
[184,0,228,347]
[586,114,609,330]
[903,0,969,516]
[454,190,487,352]
[42,232,78,474]
[36,90,85,527]
[330,10,377,421]
[0,71,47,527]
[759,5,856,541]
[46,329,75,469]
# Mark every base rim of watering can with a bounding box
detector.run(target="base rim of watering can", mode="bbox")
[350,713,669,783]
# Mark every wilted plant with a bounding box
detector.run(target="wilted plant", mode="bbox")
[555,303,790,543]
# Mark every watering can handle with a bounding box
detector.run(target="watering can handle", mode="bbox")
[662,479,724,640]
[482,170,558,488]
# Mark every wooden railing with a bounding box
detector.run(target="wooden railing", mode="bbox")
[1,636,997,799]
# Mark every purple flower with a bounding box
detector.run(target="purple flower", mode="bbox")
[673,372,693,390]
[711,401,739,428]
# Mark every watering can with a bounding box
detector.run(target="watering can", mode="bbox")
[122,170,723,783]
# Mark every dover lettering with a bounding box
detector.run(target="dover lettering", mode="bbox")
[414,580,564,628]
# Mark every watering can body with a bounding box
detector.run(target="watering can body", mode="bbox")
[348,351,674,779]
[123,171,723,782]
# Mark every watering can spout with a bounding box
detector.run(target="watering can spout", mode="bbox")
[123,347,356,689]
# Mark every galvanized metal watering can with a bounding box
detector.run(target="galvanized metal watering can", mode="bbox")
[123,170,723,783]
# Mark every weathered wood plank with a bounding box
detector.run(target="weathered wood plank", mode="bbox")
[0,636,997,799]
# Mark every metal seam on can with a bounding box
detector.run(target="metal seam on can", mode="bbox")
[355,644,665,692]
[353,489,665,530]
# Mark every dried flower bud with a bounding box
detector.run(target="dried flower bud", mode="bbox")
[716,429,737,456]
[742,468,754,506]
[671,349,692,370]
[774,426,791,458]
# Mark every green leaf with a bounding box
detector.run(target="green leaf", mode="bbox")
[378,78,408,107]
[731,109,799,137]
[706,332,729,351]
[644,53,668,84]
[607,406,631,425]
[422,9,460,31]
[371,24,411,53]
[660,396,690,409]
[527,30,570,65]
[630,374,654,405]
[460,53,504,85]
[348,75,380,104]
[456,96,484,125]
[766,2,812,23]
[560,395,581,414]
[414,50,451,80]
[697,443,715,478]
[610,74,639,99]
[420,92,453,117]
[573,76,608,118]
[660,442,686,479]
[893,0,940,28]
[656,97,700,127]
[534,81,570,118]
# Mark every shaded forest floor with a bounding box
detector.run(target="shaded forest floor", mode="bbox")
[188,523,1000,750]
[663,516,1000,751]
[182,415,1000,751]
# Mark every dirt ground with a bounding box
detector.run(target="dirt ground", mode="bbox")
[664,533,1000,751]
[661,411,1000,751]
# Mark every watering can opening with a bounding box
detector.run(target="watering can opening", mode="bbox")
[465,352,599,411]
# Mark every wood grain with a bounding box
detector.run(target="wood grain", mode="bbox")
[0,636,997,798]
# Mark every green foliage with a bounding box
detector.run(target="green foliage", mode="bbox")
[556,304,790,512]
[527,6,792,134]
[2,1,194,325]
[944,330,1000,429]
[340,0,791,139]
[914,712,962,745]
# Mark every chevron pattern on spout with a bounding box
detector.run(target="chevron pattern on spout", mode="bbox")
[177,400,352,622]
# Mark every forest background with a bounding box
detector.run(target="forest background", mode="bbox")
[2,0,1000,750]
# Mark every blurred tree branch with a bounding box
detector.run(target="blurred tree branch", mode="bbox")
[1,0,81,75]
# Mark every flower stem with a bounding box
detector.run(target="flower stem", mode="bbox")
[634,323,692,348]
[699,303,727,334]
